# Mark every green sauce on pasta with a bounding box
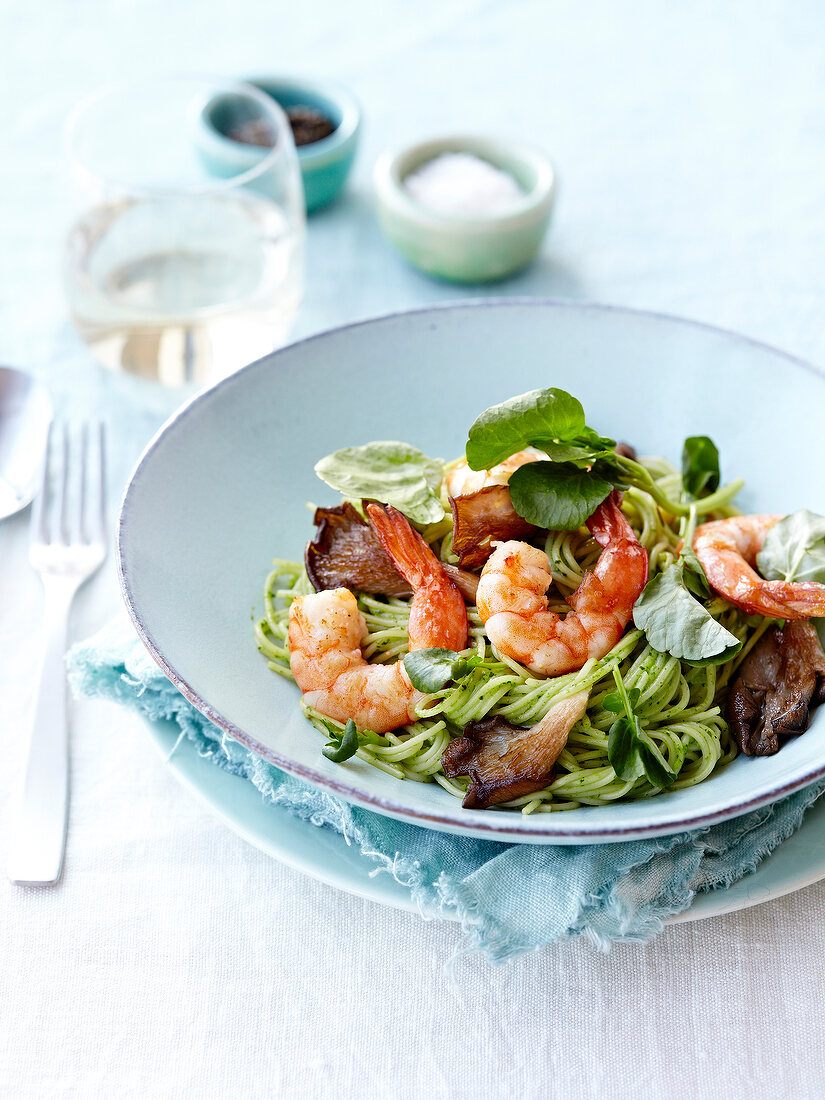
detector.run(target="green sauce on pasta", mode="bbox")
[254,457,766,813]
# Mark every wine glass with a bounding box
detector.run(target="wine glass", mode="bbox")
[63,76,305,387]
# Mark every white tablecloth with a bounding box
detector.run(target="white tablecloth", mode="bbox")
[4,2,825,1096]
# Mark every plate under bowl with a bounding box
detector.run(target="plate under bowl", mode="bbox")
[118,299,825,843]
[142,709,825,920]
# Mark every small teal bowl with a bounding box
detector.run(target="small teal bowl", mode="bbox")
[374,135,555,283]
[197,76,360,213]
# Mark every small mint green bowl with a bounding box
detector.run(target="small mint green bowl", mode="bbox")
[198,76,360,213]
[373,135,556,283]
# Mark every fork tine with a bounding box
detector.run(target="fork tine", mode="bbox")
[55,422,69,545]
[28,419,107,550]
[31,421,69,545]
[86,421,106,545]
[29,422,51,544]
[12,418,107,886]
[76,422,88,544]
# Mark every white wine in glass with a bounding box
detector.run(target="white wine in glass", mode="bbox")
[64,77,305,387]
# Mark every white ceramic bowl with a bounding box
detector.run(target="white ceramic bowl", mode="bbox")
[374,136,556,283]
[118,300,825,844]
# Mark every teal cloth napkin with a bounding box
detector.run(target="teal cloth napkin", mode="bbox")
[70,616,825,962]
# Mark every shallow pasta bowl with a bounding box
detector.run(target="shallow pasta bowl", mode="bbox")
[118,300,825,844]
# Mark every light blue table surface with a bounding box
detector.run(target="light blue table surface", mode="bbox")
[3,3,825,1097]
[3,0,825,461]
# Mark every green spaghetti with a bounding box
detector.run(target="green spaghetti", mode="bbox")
[254,447,769,814]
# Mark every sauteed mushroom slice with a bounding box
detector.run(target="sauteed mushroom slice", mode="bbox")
[726,621,825,756]
[442,690,589,808]
[305,502,480,603]
[305,502,411,596]
[450,484,540,571]
[441,563,479,604]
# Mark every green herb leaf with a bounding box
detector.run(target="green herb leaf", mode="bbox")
[463,390,741,531]
[681,543,711,599]
[508,462,613,530]
[637,734,678,787]
[608,718,677,787]
[315,441,444,526]
[633,560,742,665]
[358,729,391,747]
[756,509,825,585]
[540,440,616,466]
[608,715,645,782]
[322,719,360,763]
[592,454,632,488]
[681,436,721,500]
[604,667,676,788]
[578,426,618,451]
[403,648,477,692]
[603,687,641,715]
[465,388,590,471]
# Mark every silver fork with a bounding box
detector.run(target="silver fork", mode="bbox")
[7,421,107,886]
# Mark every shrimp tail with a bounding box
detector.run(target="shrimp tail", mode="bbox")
[366,503,468,651]
[587,490,634,548]
[586,491,649,591]
[694,515,825,620]
[366,503,433,588]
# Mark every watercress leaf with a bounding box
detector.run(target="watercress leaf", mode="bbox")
[681,436,720,500]
[465,388,587,470]
[756,509,825,585]
[578,426,617,452]
[539,440,605,465]
[602,692,624,714]
[633,560,742,664]
[603,687,641,715]
[592,454,632,488]
[683,567,710,600]
[608,716,645,782]
[322,719,360,763]
[359,729,390,747]
[538,435,617,466]
[637,735,678,788]
[684,644,744,668]
[681,544,711,599]
[315,441,444,526]
[508,462,613,530]
[403,648,470,692]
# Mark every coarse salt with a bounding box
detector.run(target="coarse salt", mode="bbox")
[403,152,525,216]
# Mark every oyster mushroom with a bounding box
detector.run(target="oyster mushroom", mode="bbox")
[305,501,479,602]
[442,689,589,808]
[305,502,411,596]
[726,621,825,756]
[449,485,539,571]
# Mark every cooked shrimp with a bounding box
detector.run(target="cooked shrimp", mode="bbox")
[476,491,649,676]
[446,448,545,497]
[693,514,825,619]
[367,503,468,652]
[288,504,468,733]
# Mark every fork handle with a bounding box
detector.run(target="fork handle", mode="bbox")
[7,581,76,885]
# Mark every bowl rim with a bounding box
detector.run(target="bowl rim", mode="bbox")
[374,134,556,231]
[116,298,825,843]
